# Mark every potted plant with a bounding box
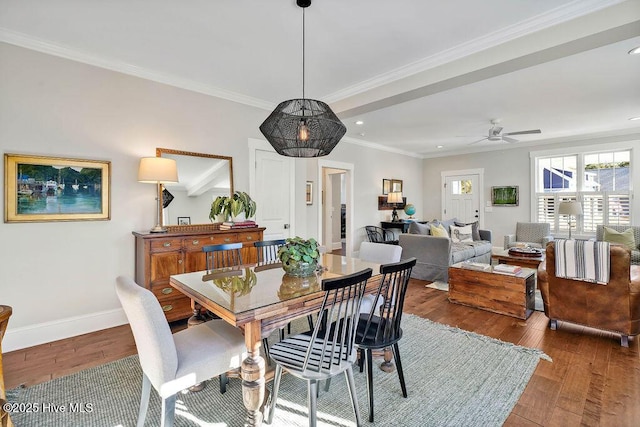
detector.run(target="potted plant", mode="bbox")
[278,237,320,277]
[209,191,257,223]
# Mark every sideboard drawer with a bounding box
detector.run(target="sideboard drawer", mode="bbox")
[150,238,182,252]
[239,231,261,243]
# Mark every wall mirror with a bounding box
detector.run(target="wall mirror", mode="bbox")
[157,148,233,228]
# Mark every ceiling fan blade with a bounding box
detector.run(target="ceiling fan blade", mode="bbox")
[502,136,519,143]
[503,129,541,136]
[469,137,489,145]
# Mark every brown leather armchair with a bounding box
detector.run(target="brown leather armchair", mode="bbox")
[538,242,640,347]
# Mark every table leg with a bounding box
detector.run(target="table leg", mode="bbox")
[242,320,265,426]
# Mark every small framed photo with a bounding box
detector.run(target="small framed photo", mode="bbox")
[177,216,191,225]
[5,153,110,223]
[306,181,313,205]
[382,179,391,195]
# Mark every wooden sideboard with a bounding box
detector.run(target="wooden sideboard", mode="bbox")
[133,228,265,322]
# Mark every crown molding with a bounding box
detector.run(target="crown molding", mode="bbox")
[341,136,424,159]
[323,0,624,103]
[0,27,274,111]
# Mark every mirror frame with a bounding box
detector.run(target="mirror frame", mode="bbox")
[157,148,234,232]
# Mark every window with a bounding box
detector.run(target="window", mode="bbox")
[534,150,631,235]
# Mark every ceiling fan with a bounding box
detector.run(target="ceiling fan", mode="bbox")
[470,120,541,144]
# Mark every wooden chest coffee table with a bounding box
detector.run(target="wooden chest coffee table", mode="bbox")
[448,263,536,320]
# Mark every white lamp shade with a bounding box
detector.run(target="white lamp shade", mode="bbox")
[558,201,582,216]
[387,191,403,204]
[138,157,178,183]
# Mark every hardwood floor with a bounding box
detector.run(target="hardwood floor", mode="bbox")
[4,280,640,426]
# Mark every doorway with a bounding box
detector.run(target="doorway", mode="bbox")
[317,160,354,257]
[249,139,295,240]
[441,169,484,225]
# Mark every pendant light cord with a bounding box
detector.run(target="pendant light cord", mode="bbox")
[302,6,305,100]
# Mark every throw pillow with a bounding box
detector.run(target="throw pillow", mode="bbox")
[430,223,449,238]
[408,221,430,235]
[603,226,636,250]
[449,224,473,243]
[455,221,481,241]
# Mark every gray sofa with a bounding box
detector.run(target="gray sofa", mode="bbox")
[399,218,492,282]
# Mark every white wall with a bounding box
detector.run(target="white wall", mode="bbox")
[423,135,640,247]
[0,43,423,350]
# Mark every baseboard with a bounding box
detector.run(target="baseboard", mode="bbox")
[3,308,129,352]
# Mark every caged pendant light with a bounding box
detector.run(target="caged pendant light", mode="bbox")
[259,0,346,157]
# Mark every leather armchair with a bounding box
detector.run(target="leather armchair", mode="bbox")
[538,242,640,347]
[504,222,553,249]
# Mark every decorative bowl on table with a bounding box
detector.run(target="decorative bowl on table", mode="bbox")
[508,247,543,257]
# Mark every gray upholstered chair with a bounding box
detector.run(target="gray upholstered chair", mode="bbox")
[115,276,247,427]
[504,222,554,249]
[358,242,403,315]
[358,241,402,264]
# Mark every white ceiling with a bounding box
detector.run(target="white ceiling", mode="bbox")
[1,0,639,157]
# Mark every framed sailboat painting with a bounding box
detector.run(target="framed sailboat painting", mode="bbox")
[4,153,111,223]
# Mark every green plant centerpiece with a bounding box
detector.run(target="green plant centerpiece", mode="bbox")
[278,237,320,277]
[209,191,257,223]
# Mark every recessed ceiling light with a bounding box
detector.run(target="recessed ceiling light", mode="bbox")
[355,120,364,125]
[628,46,640,55]
[629,116,640,121]
[436,145,443,149]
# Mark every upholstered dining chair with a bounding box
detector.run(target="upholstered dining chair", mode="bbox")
[356,257,416,422]
[202,242,243,270]
[115,276,246,427]
[358,241,402,314]
[265,268,373,427]
[504,222,553,249]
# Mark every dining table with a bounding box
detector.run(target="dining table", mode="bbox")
[169,253,382,426]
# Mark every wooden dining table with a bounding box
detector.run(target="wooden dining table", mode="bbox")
[169,253,382,426]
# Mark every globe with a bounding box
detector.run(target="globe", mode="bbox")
[404,203,416,217]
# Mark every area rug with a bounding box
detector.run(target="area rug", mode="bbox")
[426,281,545,312]
[7,314,550,427]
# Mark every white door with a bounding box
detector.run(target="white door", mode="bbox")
[444,174,480,223]
[254,149,292,240]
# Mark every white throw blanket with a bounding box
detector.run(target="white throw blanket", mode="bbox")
[554,239,610,285]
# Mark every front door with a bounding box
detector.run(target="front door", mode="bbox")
[443,174,480,223]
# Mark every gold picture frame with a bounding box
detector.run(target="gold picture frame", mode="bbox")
[5,153,111,223]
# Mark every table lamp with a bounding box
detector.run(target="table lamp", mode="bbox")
[387,191,403,222]
[138,157,178,233]
[558,201,582,239]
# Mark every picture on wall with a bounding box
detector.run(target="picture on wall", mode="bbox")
[306,181,313,205]
[4,153,111,222]
[491,186,519,206]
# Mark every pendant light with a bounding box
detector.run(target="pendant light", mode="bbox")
[259,0,346,157]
